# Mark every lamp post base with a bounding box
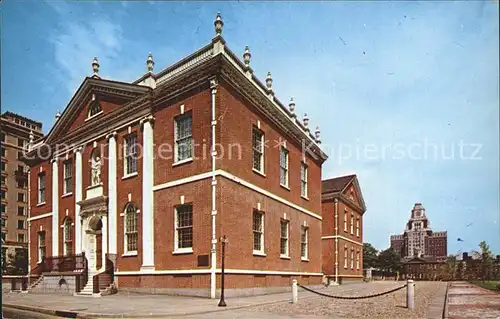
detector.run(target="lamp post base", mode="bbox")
[218,299,227,307]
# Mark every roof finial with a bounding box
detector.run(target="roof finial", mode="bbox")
[315,126,321,144]
[289,97,296,117]
[147,52,154,73]
[92,57,99,76]
[303,113,309,131]
[55,110,61,121]
[214,12,224,36]
[266,72,273,91]
[243,46,251,68]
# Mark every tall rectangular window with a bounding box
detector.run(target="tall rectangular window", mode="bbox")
[1,162,6,171]
[252,210,264,253]
[175,204,193,251]
[350,249,354,269]
[124,134,138,175]
[279,147,289,187]
[17,206,25,216]
[38,231,46,263]
[301,226,309,260]
[344,210,348,232]
[301,163,308,197]
[350,214,354,234]
[17,138,25,148]
[280,219,289,257]
[17,233,25,243]
[252,127,264,173]
[0,190,5,200]
[344,247,348,268]
[356,218,360,237]
[174,114,193,162]
[17,220,24,229]
[0,147,5,157]
[1,204,6,213]
[17,192,25,202]
[38,173,46,204]
[125,205,138,253]
[356,251,360,269]
[63,160,73,194]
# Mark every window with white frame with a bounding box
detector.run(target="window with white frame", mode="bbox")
[88,100,101,118]
[350,248,354,269]
[125,204,138,253]
[63,160,73,194]
[300,162,308,197]
[175,204,193,251]
[279,147,289,187]
[280,219,289,257]
[63,218,73,256]
[252,127,264,173]
[17,220,24,229]
[38,172,46,204]
[124,134,138,176]
[356,217,360,237]
[253,210,264,253]
[356,250,360,269]
[344,247,348,268]
[301,226,309,260]
[17,233,25,243]
[38,231,46,263]
[344,210,347,232]
[174,113,193,162]
[350,214,354,234]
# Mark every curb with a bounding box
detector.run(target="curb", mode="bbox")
[3,296,294,319]
[442,282,450,319]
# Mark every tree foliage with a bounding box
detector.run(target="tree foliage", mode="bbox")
[363,243,379,268]
[377,248,402,272]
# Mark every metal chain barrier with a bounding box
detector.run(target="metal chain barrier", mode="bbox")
[297,283,408,300]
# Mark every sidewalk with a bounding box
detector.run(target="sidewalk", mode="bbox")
[445,281,500,319]
[2,282,368,318]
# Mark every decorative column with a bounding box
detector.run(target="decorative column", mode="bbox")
[101,215,108,270]
[74,147,83,253]
[140,115,155,270]
[107,132,117,255]
[51,158,59,256]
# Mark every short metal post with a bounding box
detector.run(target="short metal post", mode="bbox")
[407,279,415,309]
[292,279,298,304]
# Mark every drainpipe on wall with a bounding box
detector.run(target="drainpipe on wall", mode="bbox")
[209,77,218,299]
[27,168,31,275]
[334,198,339,284]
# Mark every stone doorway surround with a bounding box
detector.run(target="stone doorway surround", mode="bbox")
[77,183,108,273]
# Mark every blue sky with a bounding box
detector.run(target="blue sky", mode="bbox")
[2,1,499,255]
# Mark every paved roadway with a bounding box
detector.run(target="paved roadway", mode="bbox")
[445,281,500,319]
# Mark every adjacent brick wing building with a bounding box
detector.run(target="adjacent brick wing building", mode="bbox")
[1,112,43,273]
[321,174,366,283]
[25,13,328,297]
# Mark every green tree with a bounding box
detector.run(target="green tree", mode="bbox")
[377,248,402,273]
[363,243,379,269]
[474,241,494,280]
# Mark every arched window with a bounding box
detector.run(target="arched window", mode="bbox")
[63,218,73,256]
[88,100,101,118]
[125,204,138,253]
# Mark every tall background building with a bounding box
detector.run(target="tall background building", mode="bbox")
[1,111,43,274]
[390,203,447,259]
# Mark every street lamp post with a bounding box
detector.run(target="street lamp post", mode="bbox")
[218,235,228,307]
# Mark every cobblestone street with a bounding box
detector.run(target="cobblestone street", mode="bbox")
[242,281,447,319]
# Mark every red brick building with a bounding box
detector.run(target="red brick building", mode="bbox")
[25,13,327,297]
[321,174,366,283]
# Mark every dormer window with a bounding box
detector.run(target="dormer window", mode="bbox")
[88,100,101,118]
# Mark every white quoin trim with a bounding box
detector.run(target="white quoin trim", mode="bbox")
[27,212,53,222]
[51,159,59,256]
[140,116,155,270]
[107,132,118,254]
[75,147,83,253]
